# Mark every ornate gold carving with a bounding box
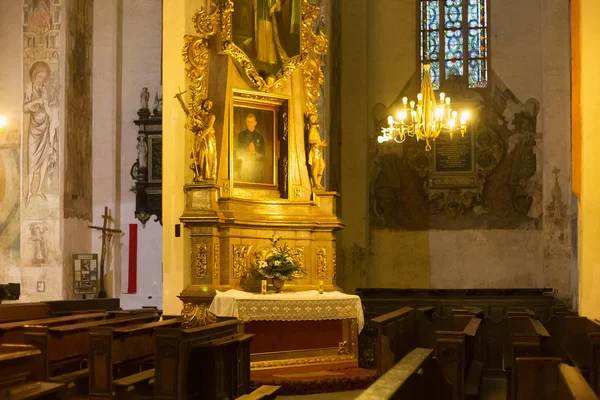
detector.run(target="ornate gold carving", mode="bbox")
[251,354,355,369]
[219,0,327,92]
[182,35,210,111]
[350,318,358,356]
[214,242,220,282]
[316,247,327,278]
[193,5,220,37]
[221,180,230,195]
[251,245,271,266]
[282,112,289,141]
[338,341,350,355]
[181,302,217,328]
[233,244,251,278]
[303,57,324,116]
[282,155,288,192]
[332,242,337,279]
[195,244,209,279]
[294,187,302,198]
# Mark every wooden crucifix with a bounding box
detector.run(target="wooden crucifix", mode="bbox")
[89,206,121,298]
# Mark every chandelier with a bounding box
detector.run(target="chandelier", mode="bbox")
[377,64,470,151]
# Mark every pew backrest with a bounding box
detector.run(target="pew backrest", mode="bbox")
[371,307,417,377]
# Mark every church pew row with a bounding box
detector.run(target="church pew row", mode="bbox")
[435,316,483,400]
[24,312,160,386]
[0,344,64,399]
[154,319,253,400]
[356,348,452,400]
[88,317,184,400]
[561,316,600,395]
[513,357,598,400]
[0,312,108,344]
[499,316,550,400]
[0,303,52,324]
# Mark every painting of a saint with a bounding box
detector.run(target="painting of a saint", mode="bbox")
[232,0,302,75]
[23,61,58,206]
[233,107,276,185]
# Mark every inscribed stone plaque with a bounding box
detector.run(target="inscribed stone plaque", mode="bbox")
[434,131,473,173]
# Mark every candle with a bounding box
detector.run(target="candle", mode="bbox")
[318,280,324,294]
[261,280,267,295]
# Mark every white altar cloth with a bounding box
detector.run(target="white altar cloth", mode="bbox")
[208,289,365,332]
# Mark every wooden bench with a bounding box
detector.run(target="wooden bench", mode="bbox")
[541,310,579,359]
[357,347,452,400]
[236,385,281,400]
[370,307,418,376]
[0,344,64,399]
[88,317,184,400]
[44,299,121,316]
[513,357,598,399]
[435,316,483,400]
[24,312,160,384]
[561,316,600,395]
[154,319,253,400]
[0,303,51,324]
[0,312,107,344]
[501,316,550,400]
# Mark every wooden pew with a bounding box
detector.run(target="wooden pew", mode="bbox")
[88,317,184,400]
[0,344,64,399]
[44,298,121,316]
[236,385,280,400]
[502,316,550,400]
[356,348,452,400]
[154,320,253,400]
[370,307,417,376]
[561,316,600,395]
[0,303,51,324]
[541,310,579,359]
[435,316,483,400]
[513,357,598,400]
[24,312,160,384]
[0,312,107,344]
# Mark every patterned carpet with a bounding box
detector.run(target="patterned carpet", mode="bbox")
[251,362,376,395]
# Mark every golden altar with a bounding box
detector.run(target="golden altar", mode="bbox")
[208,290,363,368]
[174,0,342,315]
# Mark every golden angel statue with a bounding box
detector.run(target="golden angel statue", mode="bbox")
[307,113,327,190]
[175,91,217,182]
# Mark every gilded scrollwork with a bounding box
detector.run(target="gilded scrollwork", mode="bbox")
[181,302,217,328]
[332,242,337,279]
[195,244,209,279]
[316,247,327,277]
[214,242,220,281]
[233,244,251,278]
[193,5,220,37]
[303,57,324,118]
[182,35,211,112]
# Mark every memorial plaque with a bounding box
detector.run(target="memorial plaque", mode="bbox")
[73,253,99,295]
[148,135,162,182]
[434,131,474,173]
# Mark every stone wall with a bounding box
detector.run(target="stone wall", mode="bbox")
[337,0,574,302]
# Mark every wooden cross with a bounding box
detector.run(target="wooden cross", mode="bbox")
[88,206,122,298]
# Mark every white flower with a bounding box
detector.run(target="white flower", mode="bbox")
[259,261,267,269]
[274,260,281,266]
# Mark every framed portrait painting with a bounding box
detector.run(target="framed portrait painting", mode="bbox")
[231,94,285,187]
[231,0,302,76]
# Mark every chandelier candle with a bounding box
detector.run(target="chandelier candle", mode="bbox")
[378,64,470,151]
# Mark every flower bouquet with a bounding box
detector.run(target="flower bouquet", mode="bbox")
[251,236,307,292]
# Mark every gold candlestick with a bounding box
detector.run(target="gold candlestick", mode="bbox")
[318,280,324,294]
[261,280,267,295]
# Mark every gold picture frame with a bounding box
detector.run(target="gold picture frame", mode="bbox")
[220,0,328,92]
[230,90,288,189]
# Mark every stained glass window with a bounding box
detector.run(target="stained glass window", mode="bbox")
[420,0,488,90]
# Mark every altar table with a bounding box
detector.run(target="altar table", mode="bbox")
[208,290,364,369]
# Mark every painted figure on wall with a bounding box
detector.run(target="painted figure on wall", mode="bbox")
[29,0,52,34]
[307,113,326,190]
[254,0,288,66]
[24,61,58,206]
[236,113,266,183]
